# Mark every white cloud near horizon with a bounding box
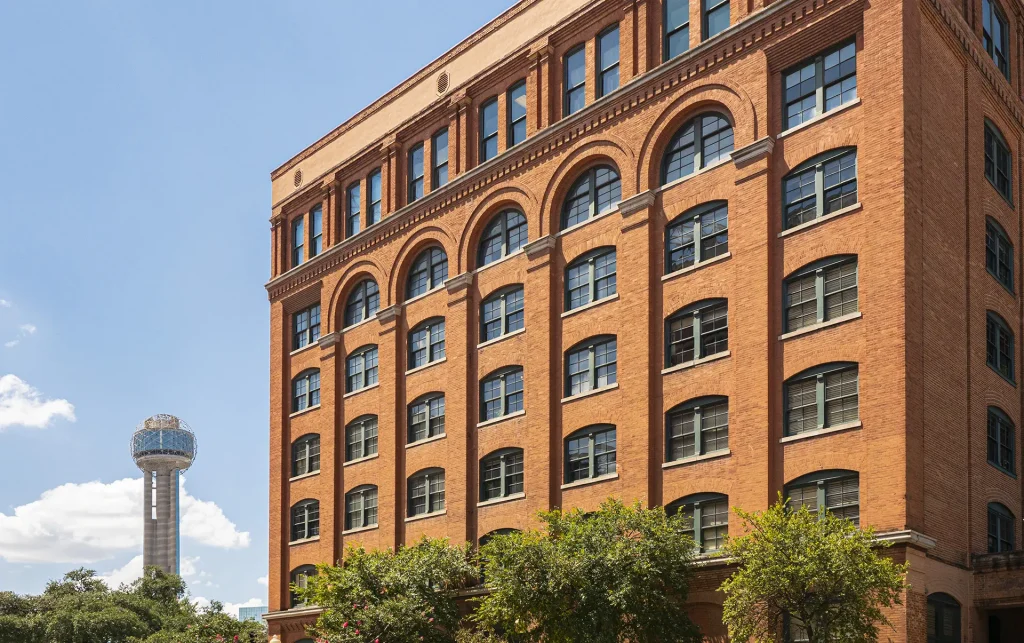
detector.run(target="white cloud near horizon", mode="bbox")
[18,324,36,335]
[3,341,17,348]
[0,375,75,430]
[0,300,10,308]
[196,597,264,619]
[257,575,268,586]
[0,476,250,564]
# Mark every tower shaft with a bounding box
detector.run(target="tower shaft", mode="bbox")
[142,465,180,575]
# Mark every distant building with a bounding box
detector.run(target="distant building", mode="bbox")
[238,606,268,624]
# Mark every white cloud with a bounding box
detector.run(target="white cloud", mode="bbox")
[18,324,35,335]
[257,575,268,587]
[0,477,249,564]
[98,555,143,589]
[0,375,75,430]
[180,555,200,578]
[0,299,10,308]
[4,341,18,349]
[222,598,265,619]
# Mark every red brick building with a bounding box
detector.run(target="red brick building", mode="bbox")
[264,0,1024,640]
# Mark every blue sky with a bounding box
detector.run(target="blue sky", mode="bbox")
[0,0,512,610]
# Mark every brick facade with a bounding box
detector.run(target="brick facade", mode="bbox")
[266,0,1024,640]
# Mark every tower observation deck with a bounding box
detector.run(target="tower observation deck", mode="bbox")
[131,414,196,575]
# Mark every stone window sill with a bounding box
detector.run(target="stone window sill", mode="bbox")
[662,449,731,469]
[561,472,618,490]
[780,420,862,444]
[779,312,862,341]
[558,207,619,237]
[403,284,447,307]
[656,157,731,194]
[777,98,862,140]
[344,453,379,467]
[478,327,525,350]
[289,405,321,419]
[561,383,618,404]
[344,383,380,399]
[476,248,525,274]
[406,358,446,376]
[779,203,862,238]
[561,293,619,318]
[289,471,320,482]
[662,252,732,283]
[342,524,379,536]
[342,315,377,333]
[406,433,447,449]
[661,351,730,376]
[405,509,447,524]
[288,535,320,547]
[477,492,526,508]
[477,410,526,428]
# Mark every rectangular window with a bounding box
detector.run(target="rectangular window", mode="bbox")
[566,427,617,482]
[983,0,1010,79]
[987,313,1015,382]
[667,399,728,461]
[784,258,858,332]
[482,287,524,342]
[988,504,1015,552]
[664,0,690,60]
[347,348,378,392]
[347,183,361,236]
[987,408,1015,474]
[480,99,499,162]
[409,471,446,516]
[783,41,857,131]
[784,366,859,436]
[564,46,586,116]
[507,81,527,147]
[667,301,728,366]
[346,418,378,462]
[368,169,382,225]
[783,149,857,229]
[432,129,449,188]
[986,220,1015,291]
[702,0,729,40]
[410,396,445,442]
[666,203,728,273]
[292,304,321,350]
[787,475,859,526]
[567,339,617,396]
[408,143,424,202]
[291,217,304,267]
[597,26,620,98]
[985,124,1013,202]
[310,205,323,257]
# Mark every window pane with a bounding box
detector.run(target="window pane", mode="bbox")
[565,48,586,115]
[506,288,525,332]
[825,477,859,526]
[824,261,858,320]
[701,401,729,453]
[668,315,695,365]
[784,167,817,228]
[594,429,617,475]
[506,369,524,413]
[433,130,449,188]
[824,368,858,426]
[667,217,696,272]
[700,303,728,357]
[665,0,689,59]
[599,27,620,96]
[704,0,729,39]
[595,340,617,387]
[594,250,617,299]
[567,436,590,481]
[786,378,817,435]
[668,409,696,460]
[786,274,817,331]
[700,499,729,551]
[508,82,528,146]
[369,171,382,225]
[664,122,696,183]
[568,347,591,395]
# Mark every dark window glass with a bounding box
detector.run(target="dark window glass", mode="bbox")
[292,434,321,477]
[481,368,524,421]
[664,0,690,60]
[667,300,728,367]
[344,280,380,327]
[986,219,1014,291]
[987,407,1016,474]
[783,40,857,130]
[291,217,304,267]
[290,500,319,541]
[926,594,961,643]
[345,486,378,531]
[983,0,1010,79]
[566,426,617,482]
[987,312,1015,382]
[481,286,525,342]
[784,257,858,332]
[668,494,729,552]
[346,346,379,392]
[408,143,424,202]
[408,469,445,516]
[347,183,361,236]
[409,319,446,369]
[407,247,448,299]
[786,472,859,526]
[345,416,378,462]
[432,129,449,188]
[783,148,857,229]
[409,394,445,443]
[598,26,620,98]
[666,202,728,273]
[562,165,622,229]
[667,398,729,461]
[566,248,617,310]
[480,99,499,162]
[988,502,1015,552]
[292,370,320,412]
[479,209,528,267]
[289,566,316,608]
[564,46,586,116]
[662,113,734,185]
[507,81,528,147]
[702,0,729,40]
[310,205,323,257]
[481,449,525,501]
[292,304,321,350]
[368,170,382,225]
[567,337,617,396]
[985,123,1013,202]
[784,364,859,436]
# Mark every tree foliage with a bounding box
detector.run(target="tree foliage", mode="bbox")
[719,497,909,643]
[298,537,478,643]
[471,498,702,643]
[0,567,266,643]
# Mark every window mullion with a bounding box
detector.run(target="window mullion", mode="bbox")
[815,268,825,323]
[814,57,825,116]
[816,373,826,430]
[500,375,508,415]
[589,257,597,303]
[499,295,507,335]
[588,433,596,479]
[500,455,508,497]
[693,215,703,264]
[814,164,825,220]
[694,503,704,552]
[816,480,826,514]
[589,171,597,219]
[694,119,704,171]
[590,345,597,389]
[693,310,703,360]
[694,406,704,456]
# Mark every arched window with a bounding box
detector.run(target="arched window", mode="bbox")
[408,318,446,369]
[988,407,1016,475]
[291,434,320,477]
[988,502,1015,552]
[480,448,525,501]
[345,485,378,531]
[985,121,1013,202]
[986,311,1015,382]
[982,0,1010,78]
[479,209,528,267]
[481,367,524,421]
[345,415,378,462]
[290,499,319,541]
[926,593,961,643]
[666,201,728,274]
[481,285,524,342]
[784,256,858,332]
[346,345,379,393]
[666,299,728,367]
[784,363,859,437]
[409,393,445,444]
[667,493,728,552]
[406,247,448,300]
[666,396,728,462]
[565,425,616,483]
[479,528,520,548]
[986,218,1014,291]
[289,565,316,608]
[408,468,445,517]
[783,148,857,229]
[344,279,380,327]
[292,369,320,412]
[661,112,733,185]
[566,336,617,397]
[785,470,859,526]
[566,247,616,311]
[561,165,622,229]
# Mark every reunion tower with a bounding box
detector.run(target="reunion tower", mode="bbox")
[131,414,197,575]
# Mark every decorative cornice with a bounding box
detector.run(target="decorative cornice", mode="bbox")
[263,606,323,621]
[524,235,557,259]
[618,191,656,217]
[874,529,937,550]
[381,134,400,154]
[377,304,402,324]
[318,332,340,349]
[730,136,775,166]
[445,272,474,293]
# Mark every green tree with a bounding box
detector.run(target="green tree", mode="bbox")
[719,497,909,643]
[299,537,478,643]
[471,498,702,643]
